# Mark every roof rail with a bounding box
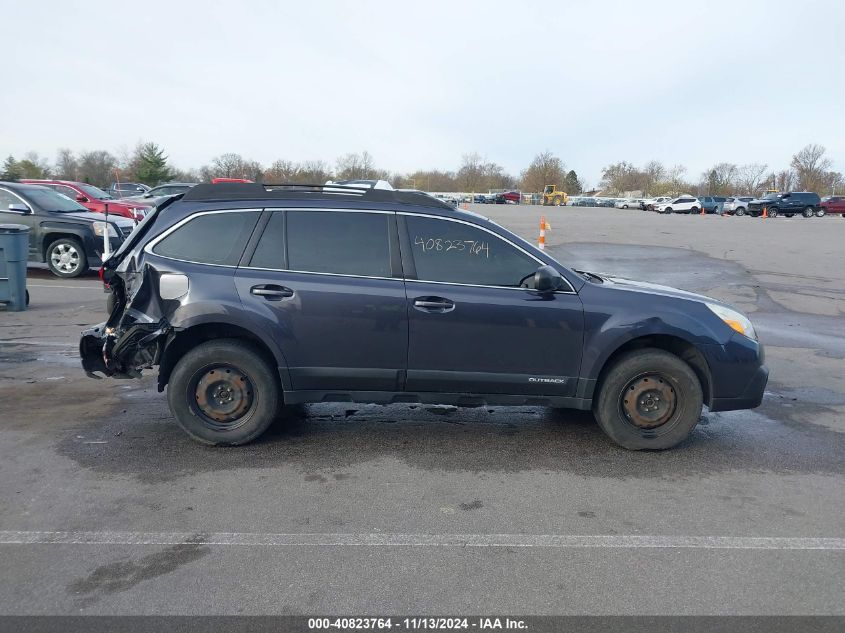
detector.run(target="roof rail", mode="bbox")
[181,182,454,209]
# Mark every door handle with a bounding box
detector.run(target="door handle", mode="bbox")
[250,284,294,300]
[413,296,455,313]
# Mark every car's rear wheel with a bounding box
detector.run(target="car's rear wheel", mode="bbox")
[768,208,779,218]
[690,206,700,214]
[802,206,814,218]
[594,349,703,450]
[47,238,87,278]
[735,207,746,216]
[663,207,673,214]
[167,339,280,445]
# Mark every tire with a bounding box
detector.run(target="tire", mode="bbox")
[552,195,562,206]
[594,349,704,450]
[47,237,88,278]
[768,209,779,218]
[622,204,629,209]
[816,208,825,217]
[663,207,673,214]
[690,206,700,214]
[802,206,814,218]
[735,207,746,217]
[167,339,280,446]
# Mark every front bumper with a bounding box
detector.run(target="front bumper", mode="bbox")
[710,364,769,412]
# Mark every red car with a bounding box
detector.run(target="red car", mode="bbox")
[821,196,845,217]
[21,179,152,221]
[495,190,522,204]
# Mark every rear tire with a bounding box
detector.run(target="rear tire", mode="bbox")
[735,207,746,216]
[690,206,700,214]
[594,349,703,450]
[167,339,280,446]
[802,207,814,218]
[768,209,779,218]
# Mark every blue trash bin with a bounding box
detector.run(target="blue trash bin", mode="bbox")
[0,224,30,311]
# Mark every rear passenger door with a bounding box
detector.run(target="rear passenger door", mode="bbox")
[235,209,408,393]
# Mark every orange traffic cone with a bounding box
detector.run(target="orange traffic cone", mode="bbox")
[700,205,705,216]
[538,215,546,250]
[762,206,768,219]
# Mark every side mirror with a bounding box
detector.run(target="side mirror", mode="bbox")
[76,194,89,203]
[7,203,30,214]
[534,265,563,293]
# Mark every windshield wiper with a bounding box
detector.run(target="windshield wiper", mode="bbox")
[575,269,604,283]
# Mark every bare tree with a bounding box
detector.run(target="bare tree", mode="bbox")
[736,163,768,194]
[299,160,331,183]
[263,160,302,183]
[335,151,378,180]
[457,152,485,191]
[209,153,246,178]
[54,148,79,180]
[791,144,833,192]
[78,150,119,187]
[520,151,566,193]
[701,162,738,195]
[772,169,796,192]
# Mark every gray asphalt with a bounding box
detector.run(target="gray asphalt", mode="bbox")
[0,206,843,615]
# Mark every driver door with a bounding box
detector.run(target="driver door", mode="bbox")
[400,214,584,397]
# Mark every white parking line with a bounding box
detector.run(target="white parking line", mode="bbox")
[1,531,843,550]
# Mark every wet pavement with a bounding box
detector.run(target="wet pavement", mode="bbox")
[0,207,843,614]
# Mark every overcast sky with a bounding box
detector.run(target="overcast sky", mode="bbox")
[3,0,843,185]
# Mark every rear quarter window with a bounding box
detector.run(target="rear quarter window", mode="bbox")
[151,210,260,266]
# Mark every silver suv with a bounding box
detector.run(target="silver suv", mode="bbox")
[723,196,755,216]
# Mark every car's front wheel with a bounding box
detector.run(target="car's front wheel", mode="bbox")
[594,348,704,450]
[816,208,826,217]
[768,208,779,218]
[167,339,280,445]
[735,207,746,216]
[47,238,88,278]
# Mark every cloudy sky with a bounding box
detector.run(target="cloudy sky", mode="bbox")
[3,0,843,185]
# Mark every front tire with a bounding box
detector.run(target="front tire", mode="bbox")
[816,208,825,217]
[167,339,280,445]
[768,208,779,218]
[47,238,87,278]
[735,207,746,216]
[552,195,562,206]
[594,349,703,450]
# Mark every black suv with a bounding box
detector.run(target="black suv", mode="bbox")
[747,191,821,218]
[0,182,134,278]
[80,182,767,450]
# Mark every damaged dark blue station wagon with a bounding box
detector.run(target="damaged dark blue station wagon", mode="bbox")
[80,182,768,450]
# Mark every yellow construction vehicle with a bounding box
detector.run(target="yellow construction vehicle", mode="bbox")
[542,185,569,206]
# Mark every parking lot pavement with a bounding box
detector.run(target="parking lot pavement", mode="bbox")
[0,207,843,614]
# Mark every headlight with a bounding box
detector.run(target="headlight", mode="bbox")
[706,302,757,340]
[92,221,118,238]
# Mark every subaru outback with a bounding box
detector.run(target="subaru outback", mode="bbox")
[79,182,768,450]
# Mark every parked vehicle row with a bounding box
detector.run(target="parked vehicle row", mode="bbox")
[21,179,153,221]
[0,181,134,278]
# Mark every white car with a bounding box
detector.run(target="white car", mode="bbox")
[655,196,701,214]
[614,198,640,209]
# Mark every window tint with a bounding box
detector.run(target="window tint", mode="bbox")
[286,210,391,277]
[250,211,285,269]
[406,215,539,288]
[54,185,79,199]
[0,189,22,210]
[153,211,260,266]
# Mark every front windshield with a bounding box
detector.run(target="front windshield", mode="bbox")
[27,188,88,213]
[79,184,113,200]
[763,192,780,200]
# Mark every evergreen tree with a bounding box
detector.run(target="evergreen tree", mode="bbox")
[564,169,583,194]
[1,155,21,180]
[135,142,172,185]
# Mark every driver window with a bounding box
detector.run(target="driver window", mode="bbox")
[405,215,539,288]
[0,189,21,210]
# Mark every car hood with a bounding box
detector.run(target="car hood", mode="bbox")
[61,211,135,228]
[589,272,717,304]
[101,199,153,210]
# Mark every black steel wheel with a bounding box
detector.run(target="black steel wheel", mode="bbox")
[168,339,280,445]
[594,348,703,450]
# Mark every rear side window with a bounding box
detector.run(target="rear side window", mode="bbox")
[286,210,392,277]
[405,215,539,288]
[152,211,260,266]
